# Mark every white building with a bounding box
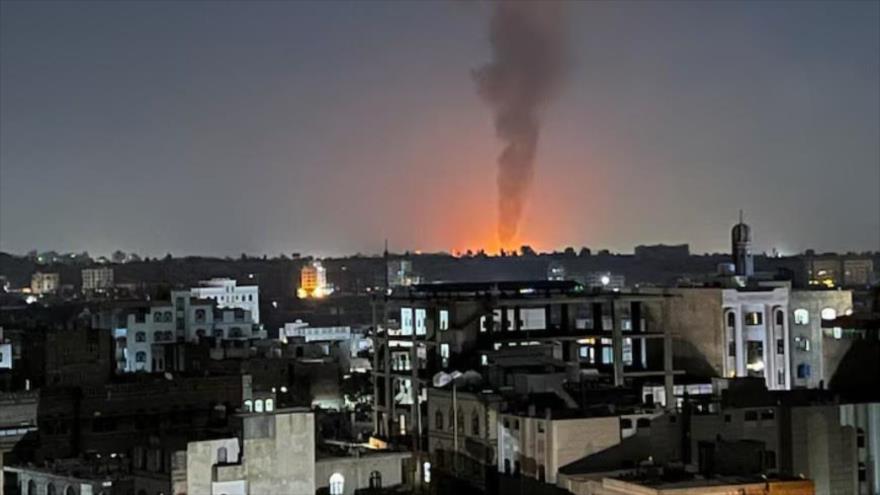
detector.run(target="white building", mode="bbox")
[190,278,260,323]
[281,321,352,342]
[30,272,59,294]
[113,292,265,373]
[81,266,114,292]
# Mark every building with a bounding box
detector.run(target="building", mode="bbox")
[110,293,265,374]
[732,212,755,279]
[663,284,853,391]
[82,266,115,292]
[30,272,60,295]
[0,391,39,492]
[565,475,814,495]
[805,255,876,288]
[182,409,409,495]
[373,281,678,458]
[583,272,625,290]
[190,278,260,324]
[281,320,352,342]
[299,261,332,299]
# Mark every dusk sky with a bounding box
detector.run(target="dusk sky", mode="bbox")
[1,0,878,258]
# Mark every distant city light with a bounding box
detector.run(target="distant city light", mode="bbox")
[600,275,611,286]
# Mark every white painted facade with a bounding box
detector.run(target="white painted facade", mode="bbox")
[191,278,260,323]
[30,272,60,294]
[81,266,114,292]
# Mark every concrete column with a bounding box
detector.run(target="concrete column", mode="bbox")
[734,308,745,377]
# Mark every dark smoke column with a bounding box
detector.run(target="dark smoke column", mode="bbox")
[474,1,567,245]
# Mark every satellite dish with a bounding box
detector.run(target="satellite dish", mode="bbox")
[432,371,463,388]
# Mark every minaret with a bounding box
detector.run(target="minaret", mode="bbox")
[731,210,754,277]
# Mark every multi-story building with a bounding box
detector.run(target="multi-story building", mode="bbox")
[372,281,678,455]
[190,278,260,324]
[82,266,115,292]
[299,261,331,298]
[663,284,853,391]
[805,255,876,288]
[111,292,265,374]
[30,272,60,295]
[182,409,409,495]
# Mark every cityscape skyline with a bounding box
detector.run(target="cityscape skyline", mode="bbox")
[1,1,878,258]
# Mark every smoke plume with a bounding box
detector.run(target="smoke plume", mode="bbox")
[474,1,567,245]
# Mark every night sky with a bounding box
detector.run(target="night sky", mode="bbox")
[1,1,878,257]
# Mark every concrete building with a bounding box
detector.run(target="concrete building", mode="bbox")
[111,293,265,374]
[805,255,876,288]
[373,281,678,455]
[190,278,260,324]
[299,261,331,299]
[663,284,853,391]
[81,266,114,292]
[30,272,60,295]
[564,475,814,495]
[1,391,38,493]
[183,409,409,495]
[281,321,352,343]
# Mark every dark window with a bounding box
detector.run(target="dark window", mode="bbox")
[369,471,382,489]
[620,418,633,429]
[775,311,784,326]
[217,446,228,464]
[135,332,147,342]
[761,409,775,421]
[471,411,480,436]
[435,410,443,430]
[765,450,776,469]
[726,312,735,327]
[745,411,758,422]
[777,339,785,354]
[859,463,867,482]
[857,429,865,448]
[636,418,651,428]
[797,363,811,379]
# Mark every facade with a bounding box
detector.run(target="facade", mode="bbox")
[183,409,409,495]
[190,278,260,324]
[566,476,814,495]
[373,281,678,455]
[281,321,352,342]
[805,255,876,288]
[111,294,264,373]
[664,285,852,391]
[82,266,115,292]
[30,272,60,295]
[299,261,331,298]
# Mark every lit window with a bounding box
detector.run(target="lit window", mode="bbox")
[440,344,449,367]
[821,308,837,320]
[793,309,809,325]
[265,399,274,412]
[439,310,449,331]
[423,462,431,484]
[244,400,253,412]
[329,473,345,495]
[744,312,763,326]
[254,399,264,413]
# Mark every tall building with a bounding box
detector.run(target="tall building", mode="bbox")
[30,272,60,295]
[190,278,260,323]
[82,266,115,292]
[298,261,331,298]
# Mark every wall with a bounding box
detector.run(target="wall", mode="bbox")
[315,453,407,495]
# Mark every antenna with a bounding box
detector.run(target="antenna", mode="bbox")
[739,209,744,224]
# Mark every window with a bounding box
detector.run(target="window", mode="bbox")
[440,344,450,368]
[512,419,519,431]
[797,363,811,379]
[423,461,431,484]
[472,410,480,436]
[27,481,36,495]
[745,312,763,326]
[254,399,264,413]
[537,421,545,433]
[724,414,732,423]
[435,410,443,430]
[857,428,866,448]
[265,399,274,412]
[136,351,147,363]
[620,418,633,429]
[244,400,253,412]
[794,309,809,325]
[761,409,775,421]
[636,418,651,428]
[369,470,382,489]
[795,337,811,352]
[859,462,867,482]
[439,310,449,331]
[217,446,228,464]
[195,309,206,322]
[777,339,785,354]
[47,483,57,495]
[821,308,836,321]
[329,473,345,495]
[726,312,736,328]
[135,331,147,342]
[213,329,224,338]
[745,411,758,422]
[154,313,162,322]
[457,409,464,434]
[164,311,173,322]
[775,310,784,326]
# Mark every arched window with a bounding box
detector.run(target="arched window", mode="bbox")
[726,312,735,328]
[136,351,147,363]
[471,410,480,436]
[369,470,382,489]
[794,309,809,325]
[329,473,344,495]
[196,329,206,339]
[265,398,274,412]
[821,308,837,320]
[26,480,36,495]
[217,446,228,464]
[64,487,75,495]
[164,311,173,322]
[423,462,431,484]
[448,408,454,431]
[47,483,57,495]
[244,400,253,412]
[135,332,147,342]
[195,309,206,322]
[457,408,464,434]
[775,310,784,326]
[254,399,264,413]
[435,410,443,430]
[154,312,162,322]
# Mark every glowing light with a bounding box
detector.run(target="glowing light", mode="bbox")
[600,275,611,286]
